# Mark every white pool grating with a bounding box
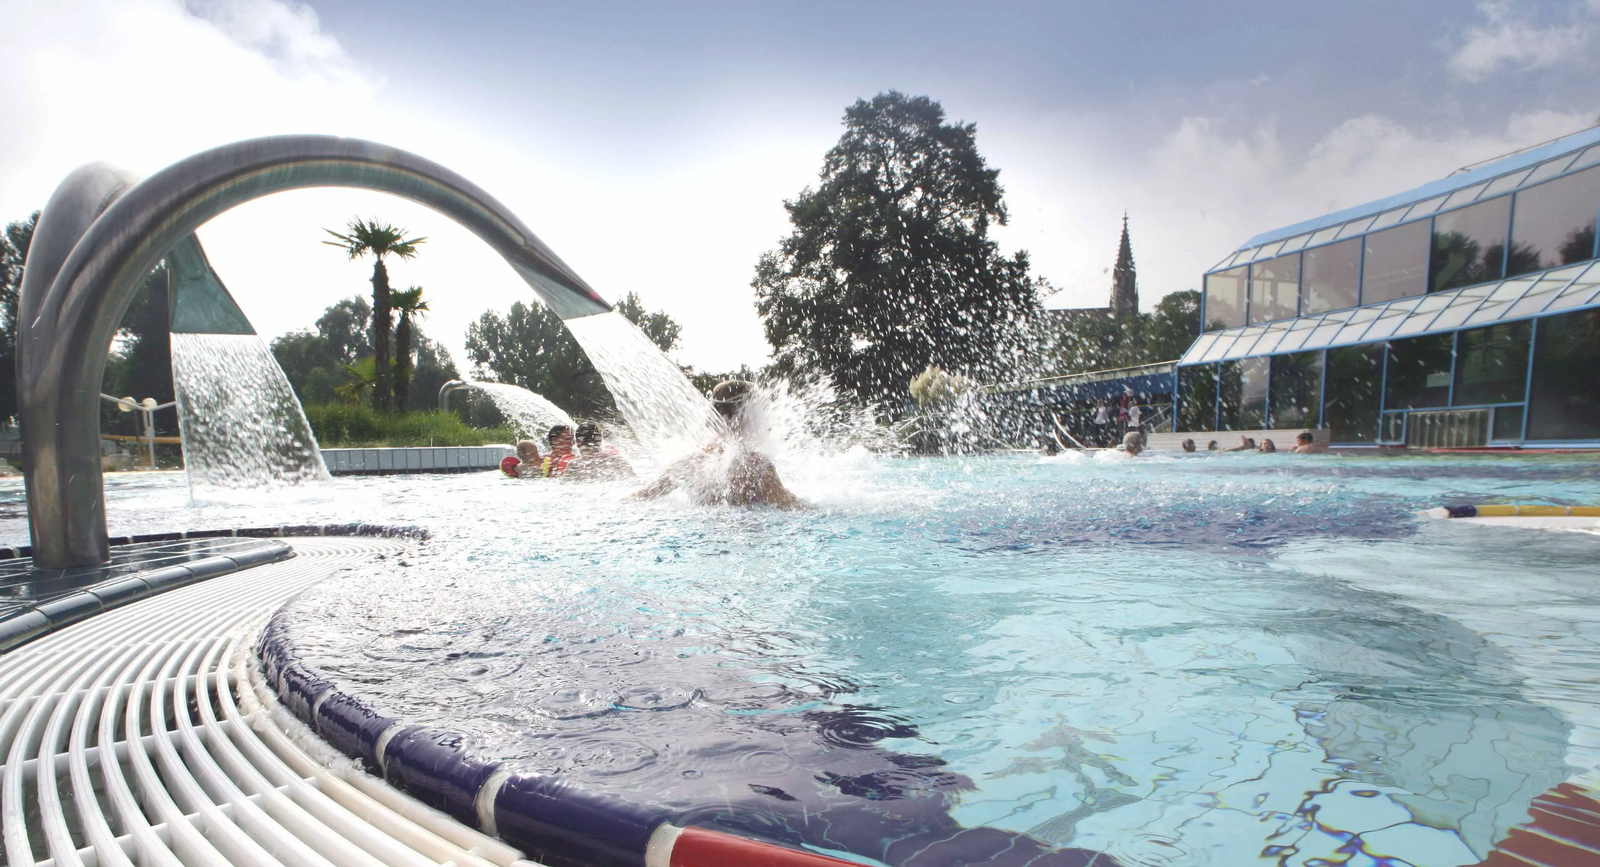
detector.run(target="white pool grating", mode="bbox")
[0,537,537,867]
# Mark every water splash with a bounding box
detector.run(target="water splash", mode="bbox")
[169,332,329,491]
[456,381,575,442]
[565,311,723,466]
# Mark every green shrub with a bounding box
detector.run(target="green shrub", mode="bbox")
[302,404,515,447]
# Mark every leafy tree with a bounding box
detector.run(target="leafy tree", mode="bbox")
[270,295,457,411]
[1143,290,1201,362]
[0,212,37,425]
[753,91,1042,405]
[323,219,425,413]
[465,292,680,416]
[1036,289,1200,378]
[389,285,430,412]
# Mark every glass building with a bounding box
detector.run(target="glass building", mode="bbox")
[1180,126,1600,447]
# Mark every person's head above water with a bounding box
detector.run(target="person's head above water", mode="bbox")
[516,440,541,462]
[1259,439,1276,453]
[711,380,756,428]
[1122,430,1144,456]
[576,422,602,448]
[1181,438,1196,452]
[1296,431,1314,446]
[547,424,574,454]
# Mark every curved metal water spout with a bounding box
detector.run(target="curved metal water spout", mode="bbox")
[20,136,613,567]
[438,379,470,413]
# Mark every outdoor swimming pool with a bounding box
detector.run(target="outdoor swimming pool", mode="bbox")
[7,451,1600,866]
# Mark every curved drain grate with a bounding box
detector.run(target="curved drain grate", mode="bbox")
[0,537,533,867]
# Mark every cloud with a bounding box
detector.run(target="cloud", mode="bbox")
[1445,0,1597,81]
[182,0,367,89]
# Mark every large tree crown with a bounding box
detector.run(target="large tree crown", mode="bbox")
[804,90,1007,237]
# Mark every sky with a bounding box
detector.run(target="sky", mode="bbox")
[2,0,1599,373]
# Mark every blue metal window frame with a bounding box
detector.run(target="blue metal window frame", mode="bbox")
[1200,144,1600,330]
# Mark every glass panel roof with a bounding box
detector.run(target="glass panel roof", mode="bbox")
[1407,194,1450,219]
[1522,152,1580,186]
[1309,226,1343,246]
[1251,321,1293,355]
[1183,261,1600,366]
[1181,332,1219,364]
[1334,216,1377,239]
[1427,285,1495,331]
[1481,169,1533,198]
[1278,233,1313,253]
[1504,264,1587,318]
[1463,277,1538,326]
[1441,182,1490,210]
[1274,315,1323,353]
[1361,299,1422,341]
[1367,206,1411,231]
[1200,332,1238,362]
[1330,305,1385,345]
[1392,292,1455,337]
[1306,309,1355,347]
[1253,240,1285,261]
[1544,262,1600,313]
[1227,325,1270,357]
[1571,145,1600,172]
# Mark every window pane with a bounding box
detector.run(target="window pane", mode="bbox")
[1269,350,1322,430]
[1310,225,1343,246]
[1508,165,1600,276]
[1407,194,1450,219]
[1255,241,1285,260]
[1392,292,1454,337]
[1463,276,1538,326]
[1523,153,1579,186]
[1325,344,1384,442]
[1482,169,1533,198]
[1204,266,1248,331]
[1301,237,1361,314]
[1453,320,1530,405]
[1386,333,1454,410]
[1335,216,1377,239]
[1442,182,1490,210]
[1362,301,1418,342]
[1505,265,1588,318]
[1527,307,1600,440]
[1276,316,1323,353]
[1431,196,1511,292]
[1572,145,1600,172]
[1178,364,1218,432]
[1363,220,1430,304]
[1248,253,1300,324]
[1180,333,1218,364]
[1543,261,1600,313]
[1493,405,1524,441]
[1279,233,1313,253]
[1218,357,1269,430]
[1368,206,1412,231]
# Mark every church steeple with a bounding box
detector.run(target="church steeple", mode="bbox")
[1110,212,1138,316]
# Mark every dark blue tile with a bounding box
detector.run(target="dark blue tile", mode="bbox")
[382,728,501,829]
[494,772,665,867]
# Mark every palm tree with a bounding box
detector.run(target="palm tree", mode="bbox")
[323,219,425,412]
[389,285,430,413]
[334,358,377,406]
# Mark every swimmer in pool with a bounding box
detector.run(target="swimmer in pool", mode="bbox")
[514,440,544,478]
[630,380,805,509]
[567,422,635,480]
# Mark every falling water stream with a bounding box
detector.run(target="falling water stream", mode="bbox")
[169,332,329,491]
[455,381,575,441]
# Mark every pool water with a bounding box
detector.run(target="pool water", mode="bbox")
[8,451,1600,866]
